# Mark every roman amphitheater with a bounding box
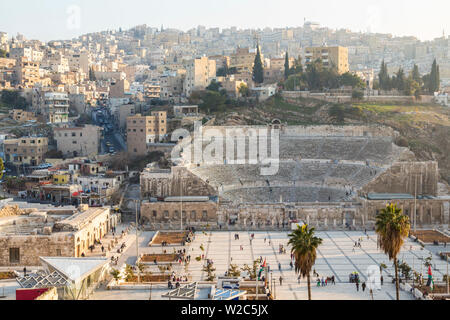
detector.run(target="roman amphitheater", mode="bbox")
[140,124,449,230]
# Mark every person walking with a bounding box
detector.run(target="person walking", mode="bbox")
[321,277,325,287]
[356,280,359,291]
[279,276,283,286]
[298,275,301,284]
[278,263,281,271]
[290,261,293,270]
[362,282,366,292]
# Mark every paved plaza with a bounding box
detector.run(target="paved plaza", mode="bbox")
[125,230,449,300]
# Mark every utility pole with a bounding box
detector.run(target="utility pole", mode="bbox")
[447,255,449,295]
[256,271,259,300]
[135,199,140,283]
[414,174,417,232]
[180,180,183,231]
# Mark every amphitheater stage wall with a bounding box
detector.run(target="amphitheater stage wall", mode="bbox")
[140,166,217,198]
[216,197,449,230]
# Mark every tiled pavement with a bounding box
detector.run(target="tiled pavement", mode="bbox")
[184,231,449,300]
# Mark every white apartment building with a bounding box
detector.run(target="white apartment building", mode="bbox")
[43,92,70,123]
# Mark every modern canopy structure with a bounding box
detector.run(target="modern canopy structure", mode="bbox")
[16,256,110,300]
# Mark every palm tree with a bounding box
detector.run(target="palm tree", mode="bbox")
[375,203,410,300]
[288,224,323,300]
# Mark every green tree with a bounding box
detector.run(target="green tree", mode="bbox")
[238,83,249,98]
[0,49,8,58]
[227,264,241,277]
[288,224,323,300]
[427,59,440,93]
[124,264,135,282]
[206,79,222,92]
[352,89,364,100]
[284,52,290,80]
[199,91,227,113]
[110,268,121,281]
[241,260,260,280]
[1,90,28,109]
[375,203,410,300]
[252,45,264,84]
[339,72,365,89]
[378,60,392,91]
[291,56,303,74]
[393,68,406,92]
[89,67,96,81]
[203,262,216,282]
[411,64,422,86]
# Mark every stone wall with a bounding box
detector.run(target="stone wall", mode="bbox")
[0,205,26,218]
[217,197,449,230]
[0,233,74,266]
[141,201,218,226]
[362,161,439,196]
[281,91,433,104]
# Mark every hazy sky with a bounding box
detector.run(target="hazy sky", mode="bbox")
[1,0,449,42]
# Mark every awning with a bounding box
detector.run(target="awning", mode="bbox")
[39,257,109,284]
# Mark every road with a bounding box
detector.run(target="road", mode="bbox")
[92,107,126,155]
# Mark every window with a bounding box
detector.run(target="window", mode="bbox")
[56,249,62,256]
[152,210,157,217]
[164,211,169,218]
[9,248,20,264]
[202,211,207,219]
[190,211,196,219]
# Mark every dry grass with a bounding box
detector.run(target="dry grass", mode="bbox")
[140,254,178,263]
[0,272,15,280]
[123,274,171,283]
[410,230,450,243]
[151,231,189,245]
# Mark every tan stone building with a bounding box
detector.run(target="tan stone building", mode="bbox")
[0,206,119,266]
[183,57,216,97]
[141,197,218,227]
[9,109,37,122]
[4,136,48,166]
[115,103,136,130]
[127,112,167,157]
[110,79,130,98]
[230,47,261,74]
[14,57,40,88]
[304,46,349,74]
[54,125,103,157]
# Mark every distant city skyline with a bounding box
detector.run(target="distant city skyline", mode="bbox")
[0,0,449,42]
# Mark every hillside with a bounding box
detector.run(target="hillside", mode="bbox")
[211,95,450,185]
